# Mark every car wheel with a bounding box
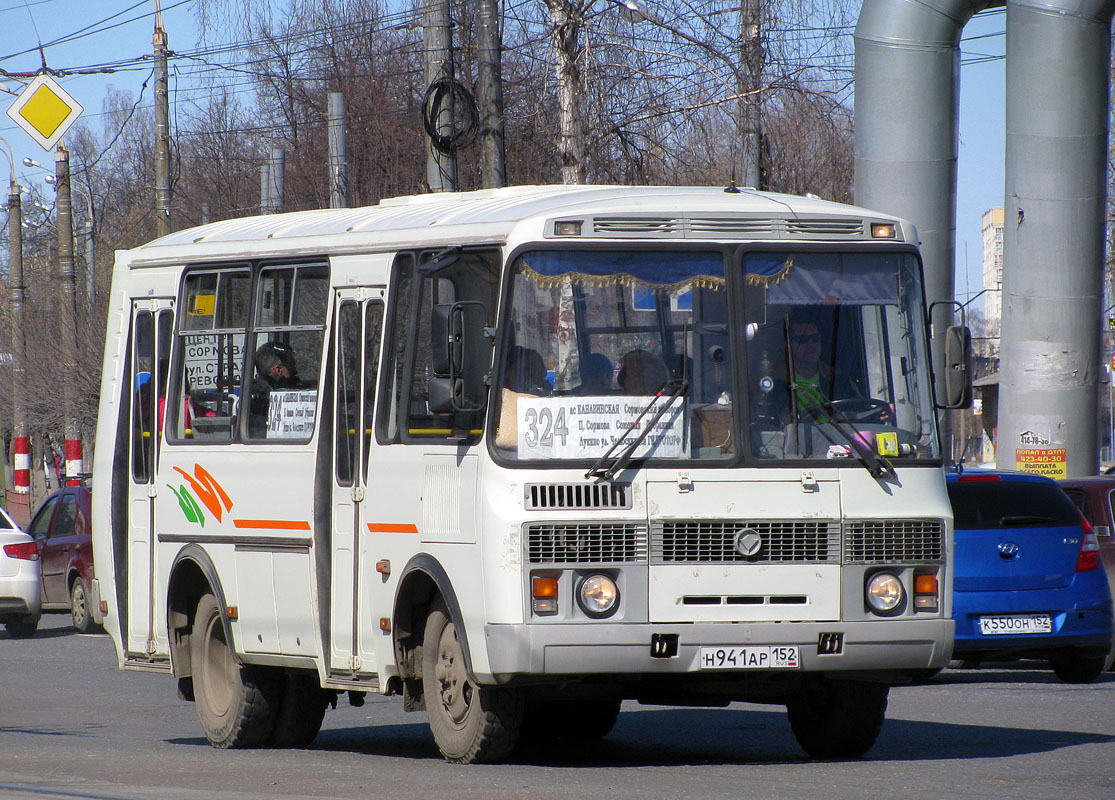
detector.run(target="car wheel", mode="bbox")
[267,672,329,748]
[786,680,889,759]
[422,597,522,763]
[4,616,39,639]
[70,577,93,633]
[191,592,279,748]
[1050,650,1106,684]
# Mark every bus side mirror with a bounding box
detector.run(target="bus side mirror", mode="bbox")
[431,304,462,377]
[430,301,486,414]
[941,325,972,409]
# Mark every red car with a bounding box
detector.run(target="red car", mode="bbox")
[26,485,96,633]
[1058,475,1115,669]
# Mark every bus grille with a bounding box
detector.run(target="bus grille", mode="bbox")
[651,521,841,564]
[844,519,945,563]
[524,483,631,510]
[526,523,647,564]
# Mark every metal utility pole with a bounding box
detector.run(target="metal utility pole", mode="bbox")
[328,93,348,208]
[424,0,457,191]
[269,148,285,212]
[81,201,94,307]
[55,144,83,485]
[739,0,762,189]
[260,162,270,214]
[547,1,585,185]
[477,0,506,188]
[6,165,29,495]
[154,1,171,236]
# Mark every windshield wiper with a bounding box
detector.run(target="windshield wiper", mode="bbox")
[586,378,688,481]
[794,391,896,480]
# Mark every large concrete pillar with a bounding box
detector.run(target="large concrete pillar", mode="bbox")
[999,0,1115,477]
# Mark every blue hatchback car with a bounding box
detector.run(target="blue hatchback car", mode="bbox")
[946,469,1114,683]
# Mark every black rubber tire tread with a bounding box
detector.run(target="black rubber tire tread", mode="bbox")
[1050,651,1106,684]
[191,593,279,748]
[422,596,523,764]
[786,680,889,759]
[70,577,92,633]
[4,617,38,638]
[268,672,329,748]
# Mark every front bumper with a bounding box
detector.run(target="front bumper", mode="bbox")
[483,617,954,677]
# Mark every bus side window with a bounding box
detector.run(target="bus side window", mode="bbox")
[246,264,328,441]
[170,269,251,442]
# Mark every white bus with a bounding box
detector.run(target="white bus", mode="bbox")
[93,185,967,763]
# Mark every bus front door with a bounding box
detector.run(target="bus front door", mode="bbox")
[125,300,174,657]
[328,290,384,676]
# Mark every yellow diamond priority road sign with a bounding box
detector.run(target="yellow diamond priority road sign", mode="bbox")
[6,74,84,151]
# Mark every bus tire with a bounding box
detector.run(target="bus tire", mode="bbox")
[422,597,522,763]
[268,672,329,748]
[70,576,93,633]
[191,593,279,748]
[786,680,888,759]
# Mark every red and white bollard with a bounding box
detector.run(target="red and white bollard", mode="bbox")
[65,437,83,486]
[13,436,30,493]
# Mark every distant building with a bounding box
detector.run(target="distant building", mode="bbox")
[981,207,1004,339]
[970,207,1005,465]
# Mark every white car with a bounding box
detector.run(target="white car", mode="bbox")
[0,503,41,638]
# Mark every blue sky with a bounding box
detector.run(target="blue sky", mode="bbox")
[0,0,1009,312]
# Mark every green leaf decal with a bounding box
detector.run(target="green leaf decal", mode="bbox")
[170,485,206,526]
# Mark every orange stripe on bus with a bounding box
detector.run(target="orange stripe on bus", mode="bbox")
[367,522,419,534]
[233,519,312,530]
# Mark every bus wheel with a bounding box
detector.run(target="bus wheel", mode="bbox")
[268,672,329,748]
[70,577,92,633]
[786,680,889,759]
[191,593,279,748]
[421,598,522,763]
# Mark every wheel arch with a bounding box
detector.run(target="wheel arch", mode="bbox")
[167,544,237,678]
[392,554,472,682]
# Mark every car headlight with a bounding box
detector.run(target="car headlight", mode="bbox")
[865,572,904,615]
[577,573,619,618]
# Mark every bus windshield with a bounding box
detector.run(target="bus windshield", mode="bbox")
[493,248,939,466]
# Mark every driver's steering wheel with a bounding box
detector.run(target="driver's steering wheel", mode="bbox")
[828,397,892,425]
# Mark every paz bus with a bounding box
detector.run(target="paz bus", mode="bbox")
[92,185,968,763]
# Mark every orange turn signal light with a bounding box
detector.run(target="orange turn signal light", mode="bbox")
[914,574,938,595]
[532,576,558,598]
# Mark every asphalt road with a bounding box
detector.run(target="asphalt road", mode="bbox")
[2,613,1113,800]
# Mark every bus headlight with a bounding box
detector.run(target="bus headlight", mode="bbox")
[577,574,619,618]
[865,572,904,615]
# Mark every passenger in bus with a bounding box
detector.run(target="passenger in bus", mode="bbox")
[576,353,614,395]
[495,346,550,448]
[249,342,301,437]
[617,350,670,396]
[503,345,551,396]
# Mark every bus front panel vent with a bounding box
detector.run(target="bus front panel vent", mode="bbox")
[525,483,632,510]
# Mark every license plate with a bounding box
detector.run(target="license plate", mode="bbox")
[978,614,1053,635]
[699,645,800,670]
